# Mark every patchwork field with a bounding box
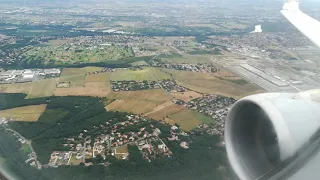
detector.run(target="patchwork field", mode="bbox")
[0,104,47,122]
[27,79,57,98]
[110,67,171,81]
[169,109,215,131]
[170,91,203,102]
[146,101,185,120]
[105,99,157,114]
[160,68,261,99]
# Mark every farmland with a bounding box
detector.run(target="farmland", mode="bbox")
[109,67,172,81]
[0,82,33,94]
[107,89,173,104]
[160,68,261,99]
[27,79,57,98]
[146,101,185,120]
[169,109,215,131]
[106,89,173,114]
[60,67,103,77]
[0,104,47,122]
[170,91,203,102]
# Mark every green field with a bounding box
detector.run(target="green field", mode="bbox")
[169,109,215,131]
[59,74,86,87]
[21,144,32,153]
[110,67,172,81]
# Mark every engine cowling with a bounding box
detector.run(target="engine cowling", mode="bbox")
[225,90,320,180]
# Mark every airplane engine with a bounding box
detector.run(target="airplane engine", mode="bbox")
[225,90,320,180]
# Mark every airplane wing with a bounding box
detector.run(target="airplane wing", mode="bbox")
[281,0,320,48]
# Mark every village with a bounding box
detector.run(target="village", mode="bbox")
[46,115,191,167]
[111,79,187,92]
[149,61,218,73]
[173,95,236,141]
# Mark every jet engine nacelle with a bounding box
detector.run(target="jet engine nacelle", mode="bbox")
[225,90,320,180]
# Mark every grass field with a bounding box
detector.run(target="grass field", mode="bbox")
[0,82,33,94]
[160,68,261,99]
[110,67,171,81]
[61,67,103,77]
[27,79,57,98]
[21,144,32,153]
[170,91,203,102]
[69,154,83,166]
[160,54,213,64]
[169,109,215,131]
[146,101,185,120]
[59,74,86,87]
[54,82,110,97]
[106,99,158,114]
[85,72,109,82]
[0,104,47,122]
[107,89,172,104]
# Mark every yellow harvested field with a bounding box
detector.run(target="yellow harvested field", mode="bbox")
[27,79,57,98]
[105,99,157,115]
[107,89,172,104]
[110,67,171,81]
[146,102,185,120]
[85,72,109,82]
[170,91,203,102]
[0,104,47,122]
[0,82,33,94]
[54,82,110,97]
[161,68,261,99]
[61,67,103,76]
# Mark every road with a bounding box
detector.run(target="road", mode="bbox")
[6,128,41,167]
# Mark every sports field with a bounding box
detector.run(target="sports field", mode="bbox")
[110,67,171,81]
[0,104,47,122]
[169,109,215,131]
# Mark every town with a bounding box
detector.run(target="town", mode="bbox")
[111,79,188,92]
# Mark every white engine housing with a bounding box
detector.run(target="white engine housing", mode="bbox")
[225,90,320,180]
